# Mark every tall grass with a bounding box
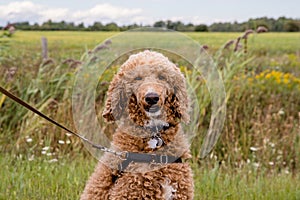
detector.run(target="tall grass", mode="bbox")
[0,30,299,199]
[1,31,300,165]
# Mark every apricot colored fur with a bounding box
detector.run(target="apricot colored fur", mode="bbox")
[81,50,194,200]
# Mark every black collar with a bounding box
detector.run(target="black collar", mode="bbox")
[118,152,182,172]
[145,123,170,133]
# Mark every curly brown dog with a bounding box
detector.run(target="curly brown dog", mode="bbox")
[81,50,194,200]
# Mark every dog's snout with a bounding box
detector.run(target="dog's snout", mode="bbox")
[145,93,159,105]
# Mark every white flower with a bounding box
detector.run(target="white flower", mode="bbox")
[28,155,34,161]
[253,162,260,168]
[278,109,285,115]
[58,140,65,144]
[41,150,46,155]
[46,152,52,156]
[269,143,275,148]
[42,146,50,151]
[26,138,33,143]
[66,133,72,137]
[269,162,274,166]
[66,140,71,144]
[48,159,58,163]
[250,147,259,152]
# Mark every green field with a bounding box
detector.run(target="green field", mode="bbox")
[0,31,299,199]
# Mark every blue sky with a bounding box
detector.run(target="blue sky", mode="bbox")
[0,0,299,26]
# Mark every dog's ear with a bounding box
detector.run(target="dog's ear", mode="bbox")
[173,73,190,124]
[102,73,127,122]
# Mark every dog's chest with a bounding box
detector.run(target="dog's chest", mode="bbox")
[109,165,183,200]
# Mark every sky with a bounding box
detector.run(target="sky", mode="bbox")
[0,0,299,26]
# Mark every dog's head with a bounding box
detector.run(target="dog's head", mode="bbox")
[102,50,189,128]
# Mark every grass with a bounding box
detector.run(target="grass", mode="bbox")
[0,30,300,199]
[0,154,299,200]
[193,163,300,200]
[0,153,94,200]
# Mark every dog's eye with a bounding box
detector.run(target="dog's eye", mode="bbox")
[134,76,142,80]
[158,75,166,80]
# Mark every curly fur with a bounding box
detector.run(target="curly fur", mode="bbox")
[81,50,194,200]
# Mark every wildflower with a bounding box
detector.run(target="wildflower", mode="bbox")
[278,109,285,115]
[283,78,289,84]
[46,152,52,156]
[269,142,275,148]
[283,74,290,79]
[104,39,112,45]
[265,73,271,79]
[93,44,108,53]
[253,162,260,168]
[28,155,34,161]
[242,29,254,39]
[62,58,76,65]
[42,146,50,151]
[66,140,71,144]
[5,67,17,82]
[269,161,274,166]
[234,37,241,52]
[202,45,209,50]
[26,138,33,143]
[256,26,268,33]
[275,78,281,84]
[48,159,58,163]
[224,40,234,49]
[250,147,259,151]
[41,150,46,155]
[58,140,65,144]
[66,133,72,137]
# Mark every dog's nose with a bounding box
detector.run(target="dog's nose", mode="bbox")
[145,93,159,105]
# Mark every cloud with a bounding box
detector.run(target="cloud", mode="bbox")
[0,1,144,26]
[0,1,42,23]
[41,8,70,22]
[72,4,143,25]
[0,1,225,26]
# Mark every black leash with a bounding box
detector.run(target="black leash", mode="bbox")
[0,86,181,171]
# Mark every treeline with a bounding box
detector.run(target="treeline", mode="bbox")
[4,17,300,32]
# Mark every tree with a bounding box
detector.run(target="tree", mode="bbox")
[89,22,104,31]
[284,21,300,32]
[104,23,120,31]
[195,24,208,32]
[153,21,166,28]
[77,22,85,30]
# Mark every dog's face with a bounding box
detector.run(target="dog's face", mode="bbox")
[134,67,167,116]
[102,51,189,129]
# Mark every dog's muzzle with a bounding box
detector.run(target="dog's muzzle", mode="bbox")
[144,92,160,113]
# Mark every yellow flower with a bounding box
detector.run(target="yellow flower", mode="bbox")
[276,78,281,84]
[251,69,300,89]
[265,73,271,79]
[283,74,290,79]
[283,78,289,85]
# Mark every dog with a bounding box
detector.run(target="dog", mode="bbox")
[81,50,194,200]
